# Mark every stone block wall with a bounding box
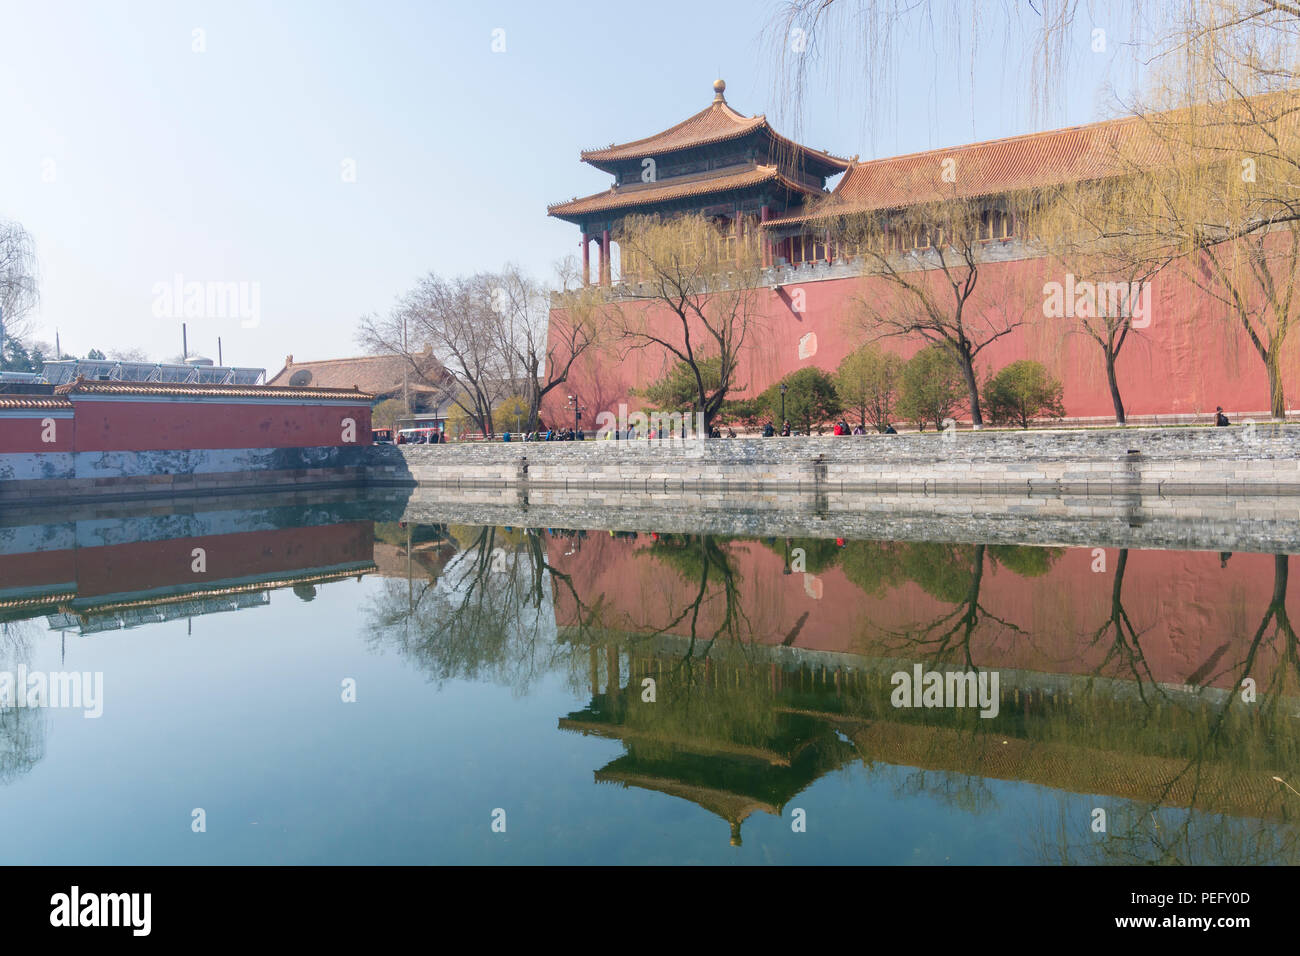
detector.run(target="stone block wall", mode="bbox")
[385,424,1300,496]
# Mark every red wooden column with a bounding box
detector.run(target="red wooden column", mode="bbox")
[581,233,590,286]
[734,209,744,265]
[760,205,771,267]
[600,229,611,285]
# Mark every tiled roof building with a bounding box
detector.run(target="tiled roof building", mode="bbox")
[267,352,449,412]
[549,79,851,284]
[548,81,1185,272]
[766,114,1158,225]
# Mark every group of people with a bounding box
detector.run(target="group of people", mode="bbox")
[395,429,443,444]
[505,425,746,441]
[448,407,1240,443]
[758,419,898,436]
[505,427,584,442]
[484,420,926,441]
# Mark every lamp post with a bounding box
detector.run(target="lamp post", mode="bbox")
[779,382,788,432]
[567,394,583,434]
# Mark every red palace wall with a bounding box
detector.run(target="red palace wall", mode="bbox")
[69,399,373,452]
[0,407,74,453]
[544,253,1300,424]
[0,398,371,455]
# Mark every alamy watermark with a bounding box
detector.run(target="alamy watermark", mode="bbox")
[1042,273,1151,328]
[151,273,261,328]
[591,403,708,456]
[890,665,999,718]
[0,667,103,718]
[50,886,150,936]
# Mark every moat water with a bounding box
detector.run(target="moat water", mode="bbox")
[0,492,1297,864]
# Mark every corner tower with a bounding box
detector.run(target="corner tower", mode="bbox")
[548,80,850,284]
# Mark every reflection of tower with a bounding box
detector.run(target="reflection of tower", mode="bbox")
[560,649,857,846]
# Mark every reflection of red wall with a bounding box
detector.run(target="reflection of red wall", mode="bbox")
[0,548,78,589]
[547,535,1296,691]
[547,255,1299,424]
[0,524,373,602]
[71,523,374,597]
[70,400,373,451]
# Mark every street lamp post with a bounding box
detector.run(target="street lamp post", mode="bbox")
[567,394,583,434]
[779,383,788,433]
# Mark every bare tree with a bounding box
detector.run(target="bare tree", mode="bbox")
[108,347,153,363]
[488,261,601,432]
[1132,22,1300,418]
[0,219,40,362]
[1033,172,1173,424]
[765,0,1161,137]
[359,273,505,437]
[837,197,1038,427]
[608,214,766,432]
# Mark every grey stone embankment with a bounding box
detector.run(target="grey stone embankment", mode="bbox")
[0,446,370,507]
[394,484,1300,553]
[375,424,1300,497]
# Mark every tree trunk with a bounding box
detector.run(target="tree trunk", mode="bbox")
[1266,350,1286,420]
[1105,350,1126,425]
[959,352,983,428]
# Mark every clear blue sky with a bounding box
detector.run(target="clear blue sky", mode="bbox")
[0,0,1142,375]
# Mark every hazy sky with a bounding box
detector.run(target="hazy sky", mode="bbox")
[0,0,1143,375]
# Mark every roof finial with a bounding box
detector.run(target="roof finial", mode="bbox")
[712,78,726,103]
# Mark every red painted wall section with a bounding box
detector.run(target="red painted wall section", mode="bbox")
[0,410,75,453]
[546,253,1300,423]
[69,400,373,451]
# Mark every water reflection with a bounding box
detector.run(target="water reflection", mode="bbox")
[369,525,1300,858]
[1,493,1297,863]
[362,524,565,691]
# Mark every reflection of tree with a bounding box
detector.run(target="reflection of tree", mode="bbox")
[0,622,46,786]
[867,544,1029,669]
[1029,554,1300,864]
[1159,555,1300,806]
[986,545,1063,578]
[1083,549,1161,701]
[639,535,755,666]
[0,706,44,786]
[1237,555,1298,705]
[840,540,1061,602]
[362,525,569,693]
[1029,798,1300,866]
[840,540,970,601]
[895,767,997,816]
